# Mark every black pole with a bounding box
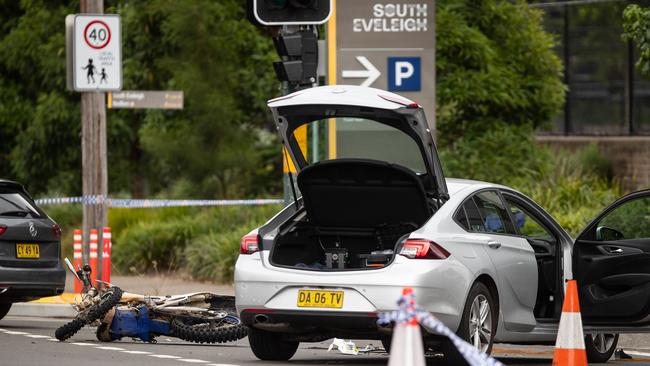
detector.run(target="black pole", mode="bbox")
[563,4,572,135]
[627,41,635,135]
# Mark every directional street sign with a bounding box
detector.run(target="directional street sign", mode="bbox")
[71,14,122,91]
[327,0,436,159]
[107,91,184,109]
[334,1,434,116]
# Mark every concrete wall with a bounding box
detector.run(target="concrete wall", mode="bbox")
[536,136,650,192]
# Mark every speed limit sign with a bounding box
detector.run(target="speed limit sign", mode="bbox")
[84,20,111,49]
[71,14,122,91]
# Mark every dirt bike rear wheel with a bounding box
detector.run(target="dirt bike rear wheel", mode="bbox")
[54,287,123,341]
[171,313,247,344]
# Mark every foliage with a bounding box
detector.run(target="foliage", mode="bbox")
[0,0,280,198]
[623,4,650,75]
[436,0,566,143]
[110,204,280,279]
[440,122,621,236]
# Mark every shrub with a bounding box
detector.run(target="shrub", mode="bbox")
[440,123,621,237]
[111,204,280,278]
[184,227,250,283]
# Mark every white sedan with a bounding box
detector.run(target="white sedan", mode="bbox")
[235,85,650,363]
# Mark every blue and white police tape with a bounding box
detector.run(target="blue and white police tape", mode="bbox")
[34,196,284,208]
[378,291,504,366]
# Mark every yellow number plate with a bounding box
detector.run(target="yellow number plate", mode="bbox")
[16,244,40,259]
[297,290,344,309]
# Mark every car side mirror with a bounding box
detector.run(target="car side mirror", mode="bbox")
[596,226,625,241]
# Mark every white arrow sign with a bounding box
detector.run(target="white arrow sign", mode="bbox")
[342,56,380,87]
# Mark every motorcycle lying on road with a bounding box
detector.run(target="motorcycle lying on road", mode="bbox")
[55,258,247,344]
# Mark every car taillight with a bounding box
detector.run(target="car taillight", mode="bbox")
[0,225,6,236]
[399,239,450,259]
[240,233,260,255]
[52,224,62,239]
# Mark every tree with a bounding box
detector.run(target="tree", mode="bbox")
[0,0,280,198]
[436,0,566,146]
[623,4,650,76]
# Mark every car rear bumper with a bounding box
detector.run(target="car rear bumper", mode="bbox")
[235,251,472,334]
[0,265,66,302]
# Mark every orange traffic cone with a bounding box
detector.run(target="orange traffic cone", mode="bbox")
[387,288,426,366]
[552,280,587,366]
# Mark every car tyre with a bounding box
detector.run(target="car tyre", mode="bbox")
[585,333,618,363]
[248,327,299,361]
[380,336,391,353]
[444,282,497,363]
[0,303,11,320]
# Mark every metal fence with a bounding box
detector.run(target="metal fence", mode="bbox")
[531,0,650,135]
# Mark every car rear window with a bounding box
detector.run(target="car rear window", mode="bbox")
[0,189,41,218]
[293,117,427,173]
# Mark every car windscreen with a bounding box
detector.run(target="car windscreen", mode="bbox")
[293,117,427,173]
[0,189,41,218]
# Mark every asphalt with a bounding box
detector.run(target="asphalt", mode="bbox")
[1,316,650,366]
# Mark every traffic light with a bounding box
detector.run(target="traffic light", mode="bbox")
[273,30,318,86]
[251,0,331,26]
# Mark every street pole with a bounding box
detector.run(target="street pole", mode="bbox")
[80,0,108,280]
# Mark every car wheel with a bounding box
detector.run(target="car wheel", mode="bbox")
[585,333,618,363]
[0,303,11,320]
[444,282,496,363]
[247,327,299,361]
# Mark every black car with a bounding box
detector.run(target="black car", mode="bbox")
[0,179,65,320]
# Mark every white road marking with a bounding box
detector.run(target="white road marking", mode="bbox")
[121,350,152,355]
[95,346,126,351]
[624,350,650,358]
[178,359,209,363]
[71,342,95,346]
[149,354,181,359]
[0,325,233,365]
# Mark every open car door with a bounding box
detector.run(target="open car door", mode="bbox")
[573,189,650,325]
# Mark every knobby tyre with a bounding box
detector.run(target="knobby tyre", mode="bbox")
[54,287,123,341]
[170,314,248,344]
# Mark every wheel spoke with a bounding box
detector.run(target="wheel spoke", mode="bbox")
[479,300,490,324]
[479,327,491,342]
[598,334,606,352]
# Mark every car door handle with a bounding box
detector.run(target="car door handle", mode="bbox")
[604,246,623,254]
[487,241,501,249]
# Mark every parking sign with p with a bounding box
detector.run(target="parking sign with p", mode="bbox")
[388,57,421,92]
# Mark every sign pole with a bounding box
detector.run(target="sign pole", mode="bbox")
[80,0,107,281]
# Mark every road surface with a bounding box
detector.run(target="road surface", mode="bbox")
[1,316,649,365]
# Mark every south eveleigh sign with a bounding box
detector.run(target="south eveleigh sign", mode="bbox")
[333,1,435,133]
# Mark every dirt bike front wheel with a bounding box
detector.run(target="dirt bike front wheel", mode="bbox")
[54,287,123,341]
[171,313,247,344]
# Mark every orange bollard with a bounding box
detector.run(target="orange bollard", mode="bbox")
[73,229,83,293]
[552,280,587,366]
[89,229,98,284]
[101,227,111,283]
